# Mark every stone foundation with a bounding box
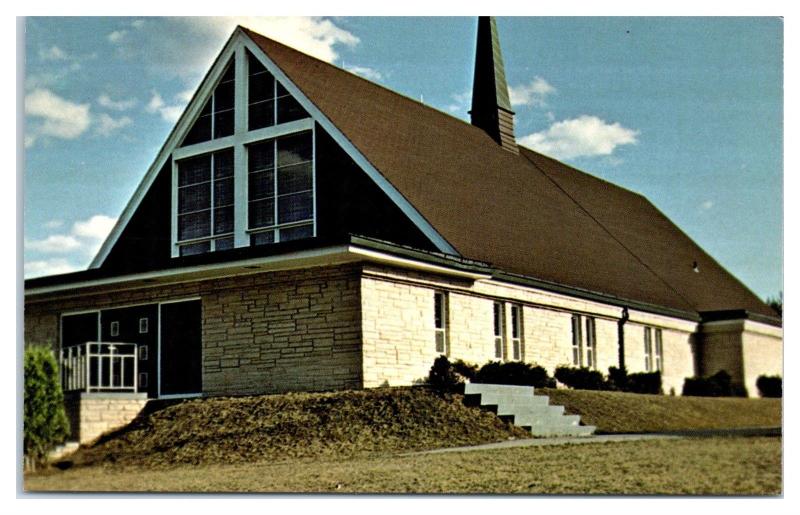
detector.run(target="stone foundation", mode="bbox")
[64,392,148,444]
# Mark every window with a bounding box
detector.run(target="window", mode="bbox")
[494,302,505,360]
[654,328,663,372]
[248,51,309,131]
[139,317,149,334]
[110,321,119,337]
[585,317,597,369]
[248,131,314,244]
[644,327,653,372]
[139,372,148,389]
[139,345,149,361]
[571,315,583,366]
[177,148,235,256]
[172,47,315,257]
[182,59,235,146]
[434,291,448,354]
[510,305,523,361]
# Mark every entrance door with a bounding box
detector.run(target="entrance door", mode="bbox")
[159,300,202,396]
[100,304,159,397]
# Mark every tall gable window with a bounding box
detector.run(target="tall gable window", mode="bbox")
[248,131,314,244]
[177,149,234,255]
[182,60,235,146]
[248,51,309,131]
[171,45,314,258]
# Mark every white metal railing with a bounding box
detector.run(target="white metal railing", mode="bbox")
[59,342,138,393]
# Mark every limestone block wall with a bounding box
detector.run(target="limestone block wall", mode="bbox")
[741,321,783,397]
[64,392,148,444]
[520,307,573,372]
[25,264,363,396]
[700,324,744,384]
[359,264,701,391]
[360,275,436,386]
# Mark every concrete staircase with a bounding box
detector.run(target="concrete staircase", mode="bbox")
[463,383,595,437]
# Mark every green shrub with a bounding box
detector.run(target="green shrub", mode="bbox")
[682,370,748,397]
[427,354,476,392]
[473,361,555,388]
[554,366,608,390]
[756,375,782,398]
[625,371,663,394]
[607,366,628,391]
[24,346,70,470]
[451,359,478,382]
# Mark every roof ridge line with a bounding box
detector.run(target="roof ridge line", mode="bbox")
[519,150,697,312]
[240,26,495,140]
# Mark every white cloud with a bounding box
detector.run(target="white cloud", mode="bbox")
[701,200,714,210]
[131,19,145,29]
[176,88,195,104]
[25,88,91,145]
[108,30,127,43]
[137,17,358,80]
[184,17,358,63]
[44,219,64,229]
[445,90,471,116]
[72,215,117,241]
[24,259,78,279]
[98,93,136,111]
[345,65,382,82]
[26,214,117,265]
[25,234,83,253]
[146,91,186,123]
[519,115,639,160]
[95,113,133,136]
[509,77,556,107]
[39,45,68,61]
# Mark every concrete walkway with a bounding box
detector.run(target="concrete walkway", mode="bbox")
[407,427,781,456]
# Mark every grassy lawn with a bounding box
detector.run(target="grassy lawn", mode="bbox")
[26,436,781,495]
[538,388,782,433]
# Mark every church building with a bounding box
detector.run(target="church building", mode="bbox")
[24,18,782,441]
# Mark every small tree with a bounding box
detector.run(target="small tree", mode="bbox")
[24,346,70,470]
[756,375,782,398]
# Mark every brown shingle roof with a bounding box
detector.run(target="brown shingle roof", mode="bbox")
[243,27,776,319]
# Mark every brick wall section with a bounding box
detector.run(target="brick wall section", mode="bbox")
[25,264,363,396]
[64,392,148,444]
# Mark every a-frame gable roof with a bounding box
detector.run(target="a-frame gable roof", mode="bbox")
[241,27,776,319]
[91,26,457,269]
[90,29,242,269]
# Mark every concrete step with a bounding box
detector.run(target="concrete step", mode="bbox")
[462,382,596,438]
[464,383,535,397]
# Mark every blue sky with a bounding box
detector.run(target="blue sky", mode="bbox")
[22,16,783,300]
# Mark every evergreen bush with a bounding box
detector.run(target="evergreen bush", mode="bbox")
[756,375,782,398]
[24,346,70,470]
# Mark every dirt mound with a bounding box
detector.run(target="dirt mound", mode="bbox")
[67,387,528,468]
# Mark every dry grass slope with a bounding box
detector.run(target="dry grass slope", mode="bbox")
[66,387,529,468]
[538,388,782,433]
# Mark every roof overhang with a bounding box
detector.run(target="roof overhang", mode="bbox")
[25,238,490,300]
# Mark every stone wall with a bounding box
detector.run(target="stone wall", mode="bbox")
[25,264,363,396]
[742,321,783,397]
[64,392,148,444]
[360,264,700,391]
